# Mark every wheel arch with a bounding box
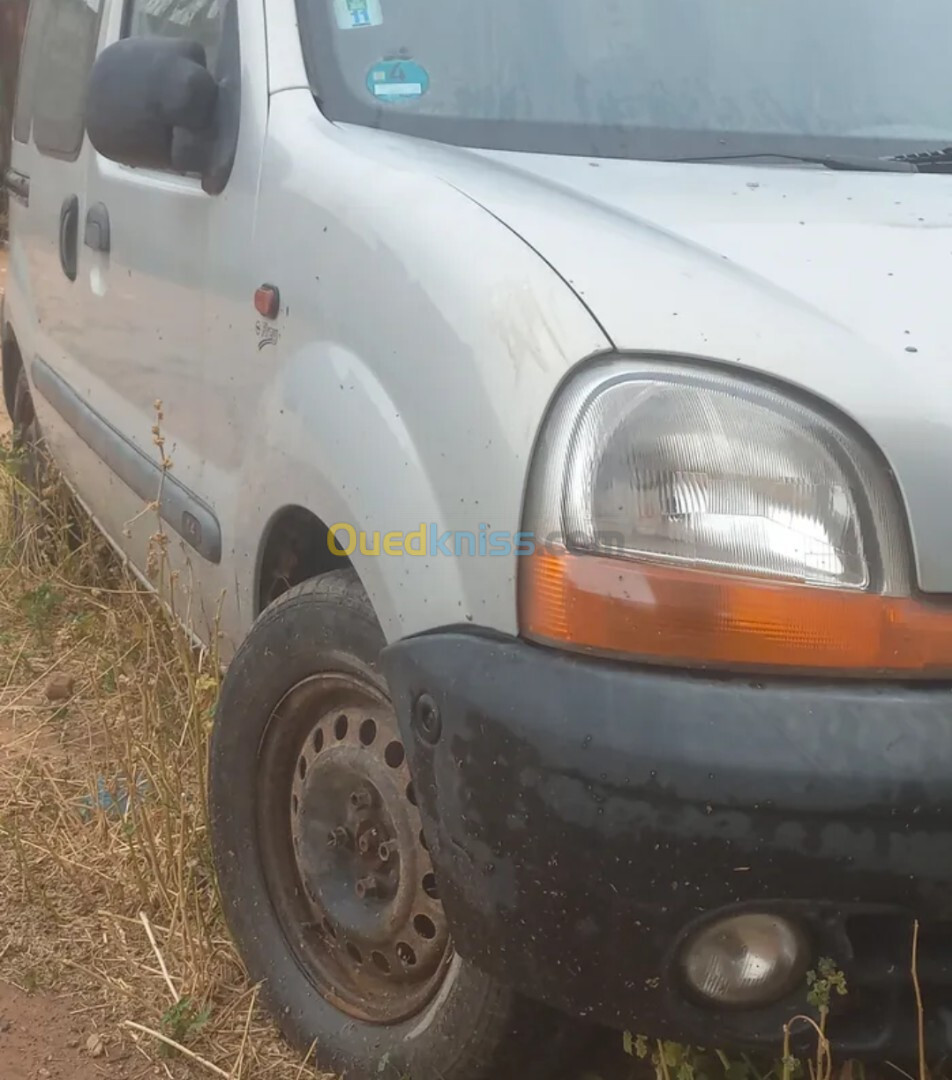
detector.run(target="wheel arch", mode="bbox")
[231,340,475,645]
[255,503,353,617]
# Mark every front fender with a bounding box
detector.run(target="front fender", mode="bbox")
[234,340,469,641]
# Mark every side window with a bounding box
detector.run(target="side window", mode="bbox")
[13,0,51,145]
[125,0,226,73]
[28,0,102,159]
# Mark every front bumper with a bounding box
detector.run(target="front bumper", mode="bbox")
[382,632,952,1059]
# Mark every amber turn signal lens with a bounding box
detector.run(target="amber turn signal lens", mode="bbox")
[520,548,952,675]
[254,284,280,320]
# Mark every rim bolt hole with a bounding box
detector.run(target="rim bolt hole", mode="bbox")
[419,829,429,852]
[292,794,299,814]
[322,918,337,940]
[406,782,417,806]
[359,718,378,746]
[297,756,307,779]
[313,728,324,753]
[371,951,391,973]
[346,942,363,965]
[413,914,437,940]
[334,714,349,740]
[396,942,417,967]
[422,872,439,900]
[384,741,405,769]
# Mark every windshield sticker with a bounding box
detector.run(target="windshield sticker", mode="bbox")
[334,0,382,29]
[366,59,429,104]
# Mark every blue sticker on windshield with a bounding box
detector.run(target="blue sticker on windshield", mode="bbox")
[366,59,429,104]
[334,0,382,29]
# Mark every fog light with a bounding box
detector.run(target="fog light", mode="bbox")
[680,914,808,1007]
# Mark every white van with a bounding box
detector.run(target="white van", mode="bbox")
[5,0,952,1076]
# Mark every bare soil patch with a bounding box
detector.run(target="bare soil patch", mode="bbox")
[0,981,123,1080]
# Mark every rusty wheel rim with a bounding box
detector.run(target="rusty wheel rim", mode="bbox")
[257,673,451,1024]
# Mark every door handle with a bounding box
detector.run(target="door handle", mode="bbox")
[2,168,30,204]
[59,195,79,282]
[84,202,110,254]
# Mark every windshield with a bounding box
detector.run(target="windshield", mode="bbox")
[299,0,952,161]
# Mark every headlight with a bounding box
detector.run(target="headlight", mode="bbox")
[520,359,952,675]
[679,914,809,1008]
[555,365,905,590]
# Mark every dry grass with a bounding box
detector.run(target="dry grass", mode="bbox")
[0,435,325,1078]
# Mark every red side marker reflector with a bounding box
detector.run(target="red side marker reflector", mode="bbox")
[255,284,280,319]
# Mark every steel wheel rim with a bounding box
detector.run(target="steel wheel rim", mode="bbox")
[257,672,451,1024]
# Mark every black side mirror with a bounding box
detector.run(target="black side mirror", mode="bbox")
[86,36,218,175]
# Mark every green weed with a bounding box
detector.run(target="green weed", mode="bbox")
[18,581,64,633]
[159,996,213,1057]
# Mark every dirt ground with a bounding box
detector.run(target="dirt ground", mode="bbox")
[0,982,124,1080]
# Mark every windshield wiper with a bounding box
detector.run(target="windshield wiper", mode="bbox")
[891,146,952,173]
[666,152,918,173]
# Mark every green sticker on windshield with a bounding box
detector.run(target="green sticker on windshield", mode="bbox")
[366,58,429,104]
[334,0,382,29]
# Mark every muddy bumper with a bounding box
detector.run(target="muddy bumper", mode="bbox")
[382,632,952,1058]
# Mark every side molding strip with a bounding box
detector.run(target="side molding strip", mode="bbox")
[31,357,222,564]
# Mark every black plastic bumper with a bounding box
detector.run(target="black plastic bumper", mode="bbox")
[382,632,952,1059]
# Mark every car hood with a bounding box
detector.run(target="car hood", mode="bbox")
[470,150,952,361]
[447,150,952,594]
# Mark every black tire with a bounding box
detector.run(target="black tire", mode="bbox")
[210,570,580,1080]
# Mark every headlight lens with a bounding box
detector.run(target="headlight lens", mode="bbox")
[517,359,952,676]
[563,375,869,589]
[680,914,809,1008]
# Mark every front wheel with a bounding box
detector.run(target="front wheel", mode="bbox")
[210,571,579,1080]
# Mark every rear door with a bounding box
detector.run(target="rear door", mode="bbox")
[6,0,102,487]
